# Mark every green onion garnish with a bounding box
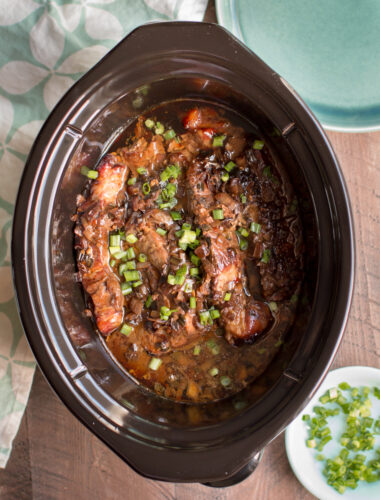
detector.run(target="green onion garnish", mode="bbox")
[113,250,128,260]
[253,139,265,150]
[193,345,201,356]
[212,135,226,147]
[108,246,121,255]
[238,227,249,238]
[209,308,220,320]
[138,253,147,263]
[263,165,272,177]
[154,122,164,135]
[126,234,138,244]
[178,229,196,250]
[160,163,181,182]
[220,376,231,387]
[109,259,116,267]
[80,166,99,179]
[126,247,135,260]
[190,267,199,276]
[224,292,231,301]
[175,264,187,285]
[156,227,167,236]
[224,161,236,172]
[190,254,200,266]
[190,296,196,309]
[167,274,176,285]
[160,306,176,321]
[240,238,248,251]
[221,171,229,182]
[137,167,147,175]
[209,367,219,377]
[145,295,153,308]
[250,222,261,234]
[164,129,176,140]
[132,280,142,288]
[120,323,133,336]
[261,248,271,263]
[240,194,247,204]
[149,357,162,370]
[121,283,132,295]
[212,209,224,220]
[125,261,136,270]
[142,182,151,195]
[170,211,182,221]
[145,118,154,129]
[109,234,120,247]
[127,177,136,186]
[124,270,140,282]
[199,310,212,326]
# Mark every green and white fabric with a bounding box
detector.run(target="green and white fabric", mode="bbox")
[0,0,207,468]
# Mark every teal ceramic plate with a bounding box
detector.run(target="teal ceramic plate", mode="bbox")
[285,366,380,500]
[216,0,380,132]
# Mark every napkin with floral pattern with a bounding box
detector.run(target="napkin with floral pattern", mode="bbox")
[0,0,208,468]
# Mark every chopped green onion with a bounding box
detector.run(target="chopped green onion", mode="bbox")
[306,439,317,448]
[206,338,220,355]
[193,345,201,356]
[268,301,278,313]
[138,253,147,263]
[108,246,121,255]
[114,250,128,260]
[132,280,142,288]
[238,227,249,238]
[109,234,120,247]
[160,306,176,321]
[250,221,261,234]
[253,139,265,150]
[149,357,162,370]
[221,171,229,182]
[212,135,226,147]
[158,198,177,210]
[124,270,140,282]
[161,183,177,200]
[178,229,196,250]
[126,247,135,260]
[190,296,196,309]
[167,274,176,285]
[182,222,191,230]
[120,323,133,336]
[137,167,147,175]
[373,387,380,399]
[125,261,136,270]
[191,254,200,266]
[160,163,181,182]
[224,292,231,301]
[239,238,248,251]
[170,211,182,221]
[121,283,133,296]
[224,161,236,172]
[175,264,187,285]
[145,295,153,308]
[127,177,136,185]
[220,376,231,387]
[184,281,193,293]
[261,249,271,263]
[210,308,220,320]
[209,367,219,377]
[240,194,247,204]
[199,310,212,326]
[164,129,176,140]
[154,122,164,135]
[109,259,116,267]
[190,267,199,276]
[81,166,99,179]
[142,182,151,195]
[126,234,138,244]
[145,118,154,129]
[212,209,224,220]
[263,165,272,177]
[156,227,167,236]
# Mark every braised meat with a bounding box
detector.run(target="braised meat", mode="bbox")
[74,103,303,403]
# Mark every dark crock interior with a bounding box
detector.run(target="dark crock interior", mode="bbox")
[12,22,354,483]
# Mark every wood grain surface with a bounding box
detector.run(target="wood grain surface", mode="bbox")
[1,2,380,498]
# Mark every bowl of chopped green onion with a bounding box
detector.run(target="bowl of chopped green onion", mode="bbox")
[286,366,380,499]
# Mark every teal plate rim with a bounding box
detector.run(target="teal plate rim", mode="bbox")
[215,0,380,133]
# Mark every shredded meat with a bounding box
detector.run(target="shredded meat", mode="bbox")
[75,153,128,335]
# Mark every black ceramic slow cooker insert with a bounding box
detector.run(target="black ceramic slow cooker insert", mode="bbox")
[12,22,354,485]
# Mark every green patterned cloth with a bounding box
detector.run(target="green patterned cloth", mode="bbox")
[0,0,207,468]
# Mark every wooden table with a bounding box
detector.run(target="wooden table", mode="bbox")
[1,5,379,500]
